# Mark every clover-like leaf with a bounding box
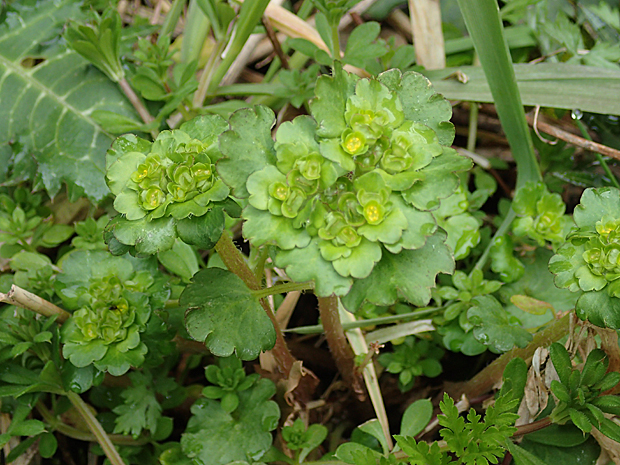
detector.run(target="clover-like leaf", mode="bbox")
[182,269,276,360]
[378,69,455,146]
[341,231,453,311]
[181,378,280,465]
[467,295,532,353]
[218,106,277,198]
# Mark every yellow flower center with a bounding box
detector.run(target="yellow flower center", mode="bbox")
[364,204,381,224]
[345,136,363,153]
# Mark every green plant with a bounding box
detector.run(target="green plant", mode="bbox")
[3,0,620,464]
[548,342,620,442]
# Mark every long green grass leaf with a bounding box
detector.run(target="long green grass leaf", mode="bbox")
[424,63,620,116]
[456,0,541,187]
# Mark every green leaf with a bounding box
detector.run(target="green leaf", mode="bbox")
[275,238,353,297]
[573,187,620,228]
[505,441,551,465]
[0,0,139,202]
[181,378,280,465]
[218,106,277,198]
[467,295,532,352]
[378,70,455,146]
[38,432,58,459]
[401,148,472,211]
[110,216,177,255]
[569,408,592,434]
[158,240,200,282]
[113,372,162,438]
[524,424,590,448]
[243,206,311,250]
[310,64,358,139]
[549,343,572,387]
[453,0,540,188]
[176,207,225,250]
[8,419,45,437]
[401,399,433,438]
[575,290,620,329]
[182,268,276,360]
[343,22,388,68]
[341,231,454,311]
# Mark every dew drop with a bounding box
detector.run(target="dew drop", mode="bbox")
[571,109,583,120]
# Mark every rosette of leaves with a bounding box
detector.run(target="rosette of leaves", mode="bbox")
[105,115,238,255]
[548,342,620,442]
[549,187,620,328]
[55,250,170,375]
[219,67,469,309]
[378,336,444,392]
[512,181,572,247]
[202,356,259,413]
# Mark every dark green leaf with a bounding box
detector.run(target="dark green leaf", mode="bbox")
[182,268,276,360]
[467,295,532,352]
[342,231,454,311]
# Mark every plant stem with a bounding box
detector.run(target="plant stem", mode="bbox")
[473,208,516,272]
[453,313,570,399]
[66,392,127,465]
[285,306,440,334]
[1,285,70,323]
[513,417,552,437]
[37,402,147,446]
[117,78,157,138]
[214,231,296,376]
[317,295,365,399]
[331,20,341,59]
[251,281,314,300]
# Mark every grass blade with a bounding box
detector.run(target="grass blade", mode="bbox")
[456,0,541,187]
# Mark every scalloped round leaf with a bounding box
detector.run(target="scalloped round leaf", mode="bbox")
[402,148,472,211]
[440,213,481,260]
[93,343,147,376]
[218,106,277,199]
[62,339,107,368]
[176,208,225,251]
[243,206,311,250]
[106,134,152,170]
[575,290,620,329]
[106,150,146,196]
[467,295,532,353]
[179,115,228,160]
[549,242,586,293]
[341,231,454,312]
[275,238,353,297]
[182,268,276,360]
[247,166,287,211]
[384,198,436,253]
[310,64,358,138]
[332,238,382,278]
[574,187,620,228]
[55,250,112,307]
[181,379,279,465]
[275,115,320,154]
[112,216,177,255]
[378,69,455,146]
